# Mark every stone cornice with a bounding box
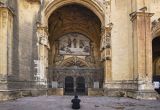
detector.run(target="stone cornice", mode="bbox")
[130,11,154,22]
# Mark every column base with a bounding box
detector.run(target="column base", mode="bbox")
[103,80,159,100]
[0,89,48,101]
[126,90,158,100]
[88,88,104,96]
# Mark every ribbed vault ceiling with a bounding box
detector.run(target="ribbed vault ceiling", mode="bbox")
[48,4,101,46]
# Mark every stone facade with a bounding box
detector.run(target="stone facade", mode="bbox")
[0,0,160,101]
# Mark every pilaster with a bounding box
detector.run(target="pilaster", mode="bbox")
[101,24,112,87]
[0,4,13,85]
[35,22,50,87]
[0,4,14,101]
[130,9,157,99]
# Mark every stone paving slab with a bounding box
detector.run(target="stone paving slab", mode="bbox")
[0,96,160,110]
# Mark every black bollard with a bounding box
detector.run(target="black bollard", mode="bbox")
[71,95,81,109]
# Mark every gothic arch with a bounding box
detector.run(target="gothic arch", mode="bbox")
[42,0,105,26]
[59,57,90,67]
[153,57,160,75]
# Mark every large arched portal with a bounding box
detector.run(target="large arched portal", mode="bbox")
[47,4,103,95]
[152,37,160,94]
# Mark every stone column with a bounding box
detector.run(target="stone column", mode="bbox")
[35,23,50,88]
[0,5,13,85]
[101,26,112,87]
[130,10,157,99]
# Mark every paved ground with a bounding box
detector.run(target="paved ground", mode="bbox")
[0,96,160,110]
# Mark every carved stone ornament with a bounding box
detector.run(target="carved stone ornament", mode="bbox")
[101,48,111,61]
[39,36,48,46]
[85,56,95,63]
[101,26,111,50]
[152,18,160,36]
[36,23,50,49]
[55,55,64,62]
[26,0,41,3]
[103,0,111,9]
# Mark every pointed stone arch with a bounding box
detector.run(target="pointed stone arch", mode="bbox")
[41,0,105,26]
[59,57,90,67]
[152,19,160,39]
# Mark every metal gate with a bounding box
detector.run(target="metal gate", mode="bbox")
[48,67,104,94]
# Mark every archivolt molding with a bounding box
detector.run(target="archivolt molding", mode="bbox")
[59,57,90,67]
[152,18,160,39]
[42,0,105,26]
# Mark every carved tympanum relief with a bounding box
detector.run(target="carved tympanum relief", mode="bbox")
[59,33,91,56]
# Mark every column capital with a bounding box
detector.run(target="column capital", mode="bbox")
[130,11,154,22]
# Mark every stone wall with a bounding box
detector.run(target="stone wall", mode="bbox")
[0,0,160,101]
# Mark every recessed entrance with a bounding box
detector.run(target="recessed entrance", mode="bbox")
[48,3,103,96]
[65,76,86,95]
[65,76,74,94]
[76,77,85,94]
[152,36,160,94]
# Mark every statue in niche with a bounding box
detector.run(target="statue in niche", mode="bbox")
[79,40,84,48]
[73,38,77,48]
[67,37,72,48]
[60,44,65,51]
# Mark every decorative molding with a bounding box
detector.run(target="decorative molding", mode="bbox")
[85,56,95,64]
[130,11,154,22]
[59,57,89,67]
[26,0,41,3]
[152,18,160,38]
[55,55,64,62]
[103,0,111,9]
[100,24,112,61]
[100,26,112,50]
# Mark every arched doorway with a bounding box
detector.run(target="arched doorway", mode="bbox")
[152,36,160,94]
[65,76,74,94]
[76,76,85,94]
[47,3,103,95]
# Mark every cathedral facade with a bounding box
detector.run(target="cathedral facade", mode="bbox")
[0,0,160,101]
